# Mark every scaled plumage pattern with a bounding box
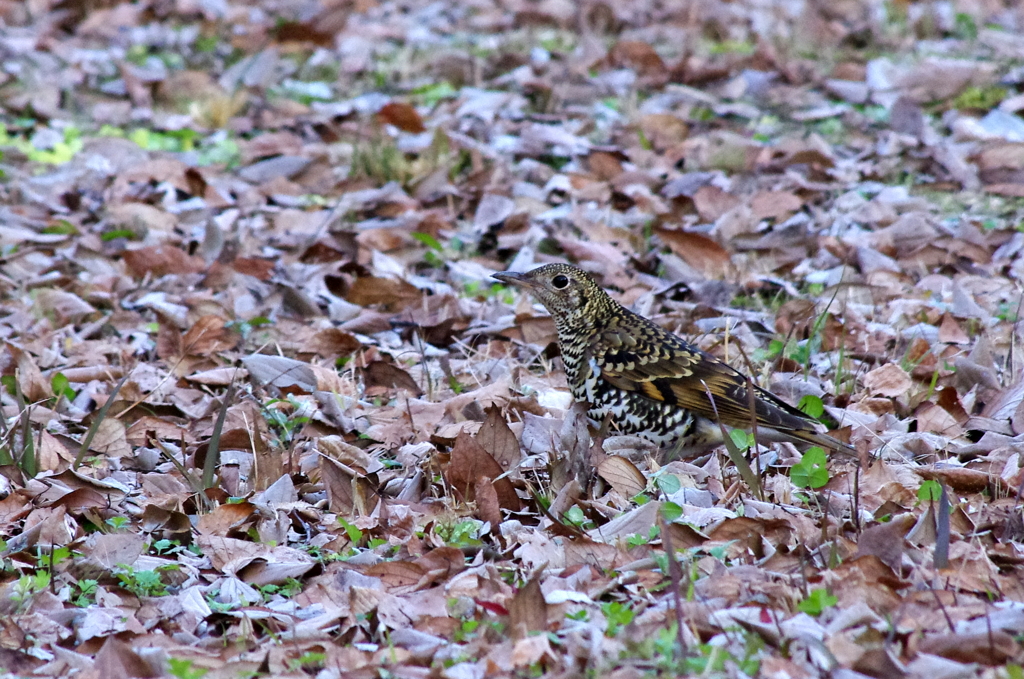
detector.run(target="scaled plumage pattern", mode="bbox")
[494,263,853,458]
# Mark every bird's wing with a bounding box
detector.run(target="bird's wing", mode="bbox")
[594,315,833,442]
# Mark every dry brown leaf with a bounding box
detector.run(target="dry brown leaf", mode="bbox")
[914,402,963,437]
[917,631,1019,665]
[2,344,50,402]
[242,354,318,392]
[474,476,502,527]
[749,190,804,221]
[319,455,378,516]
[84,532,145,570]
[856,514,916,571]
[862,363,912,398]
[94,637,155,679]
[123,245,206,278]
[508,569,548,640]
[446,431,522,511]
[345,276,422,311]
[596,456,647,499]
[197,502,258,536]
[587,151,624,180]
[360,360,423,396]
[182,315,238,356]
[638,114,689,151]
[376,102,426,133]
[33,289,96,322]
[607,40,666,77]
[308,328,362,357]
[937,313,970,344]
[654,227,732,279]
[477,405,521,472]
[692,185,741,222]
[366,560,427,592]
[88,418,131,458]
[231,257,275,280]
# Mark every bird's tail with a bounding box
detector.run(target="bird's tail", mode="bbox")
[784,427,857,457]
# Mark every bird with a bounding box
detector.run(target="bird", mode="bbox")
[493,263,854,458]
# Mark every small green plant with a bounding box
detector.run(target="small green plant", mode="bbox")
[708,39,756,55]
[42,220,77,235]
[661,501,683,523]
[798,395,825,420]
[11,571,51,610]
[72,579,99,607]
[0,375,36,476]
[918,479,942,502]
[35,545,73,570]
[263,396,312,448]
[729,429,756,452]
[601,601,634,636]
[654,472,681,495]
[563,505,592,530]
[197,136,241,167]
[258,578,303,602]
[0,125,83,164]
[627,525,660,549]
[953,12,978,40]
[791,447,829,490]
[410,81,458,107]
[151,539,186,556]
[954,85,1006,111]
[434,519,484,549]
[225,316,272,341]
[996,301,1019,323]
[287,651,326,673]
[797,587,837,616]
[106,516,130,531]
[205,594,236,614]
[167,658,207,679]
[50,373,75,407]
[337,517,364,545]
[350,136,412,186]
[115,565,175,597]
[453,617,480,642]
[139,128,200,152]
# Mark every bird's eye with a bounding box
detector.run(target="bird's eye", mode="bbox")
[551,274,569,289]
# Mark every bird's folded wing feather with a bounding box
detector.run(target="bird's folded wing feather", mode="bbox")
[595,322,819,435]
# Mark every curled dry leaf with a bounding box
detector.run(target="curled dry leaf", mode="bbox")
[197,501,258,537]
[376,102,426,133]
[917,466,991,494]
[319,455,379,516]
[360,359,423,396]
[596,455,647,499]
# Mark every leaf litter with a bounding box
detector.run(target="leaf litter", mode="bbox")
[1,0,1024,677]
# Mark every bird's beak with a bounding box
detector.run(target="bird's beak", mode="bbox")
[492,271,535,289]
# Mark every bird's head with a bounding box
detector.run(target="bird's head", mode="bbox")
[492,263,611,330]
